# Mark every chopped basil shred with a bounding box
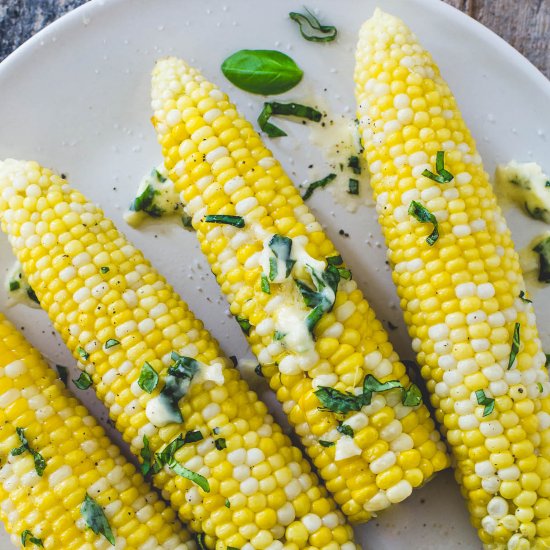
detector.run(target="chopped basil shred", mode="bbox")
[519,290,532,303]
[138,362,159,394]
[104,338,120,349]
[315,373,422,414]
[289,7,337,42]
[348,178,359,195]
[302,173,336,200]
[130,183,163,217]
[21,530,43,547]
[140,435,154,477]
[254,364,263,377]
[508,323,521,370]
[475,389,495,417]
[258,101,322,138]
[169,460,210,492]
[156,353,200,424]
[221,49,303,95]
[81,494,115,546]
[196,534,208,550]
[533,236,550,283]
[9,280,20,291]
[204,214,245,228]
[56,364,68,385]
[295,265,340,332]
[337,423,354,437]
[401,383,423,407]
[215,438,227,450]
[326,255,343,266]
[225,498,231,508]
[347,155,361,174]
[408,200,439,245]
[319,440,335,448]
[422,151,454,183]
[73,372,93,390]
[11,428,46,476]
[268,234,295,280]
[77,347,89,360]
[274,330,286,341]
[261,274,271,294]
[100,266,110,274]
[26,287,39,304]
[236,316,252,335]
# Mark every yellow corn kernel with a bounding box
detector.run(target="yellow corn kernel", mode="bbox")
[0,314,194,549]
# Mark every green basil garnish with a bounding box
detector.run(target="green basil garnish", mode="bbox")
[401,383,423,407]
[138,362,159,394]
[130,184,163,217]
[508,322,521,370]
[337,423,354,437]
[26,287,39,304]
[73,372,93,390]
[221,49,303,95]
[289,7,337,42]
[302,173,336,200]
[236,316,252,335]
[319,440,335,447]
[11,428,46,476]
[100,266,110,274]
[533,236,550,283]
[422,151,454,184]
[254,364,263,377]
[9,280,20,291]
[81,494,115,546]
[56,364,68,385]
[104,338,120,349]
[140,435,154,477]
[268,234,295,280]
[169,460,210,492]
[408,200,439,245]
[261,274,271,294]
[204,214,245,228]
[475,389,495,417]
[315,373,419,414]
[348,178,359,195]
[258,102,322,138]
[519,290,532,303]
[77,347,89,360]
[347,155,361,174]
[215,438,227,450]
[21,530,43,547]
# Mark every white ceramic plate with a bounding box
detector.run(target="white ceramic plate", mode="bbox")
[1,0,549,548]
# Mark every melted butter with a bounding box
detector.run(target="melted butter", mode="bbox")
[4,261,40,309]
[274,302,314,355]
[334,435,362,461]
[495,161,550,223]
[520,231,550,291]
[308,114,373,212]
[124,165,184,228]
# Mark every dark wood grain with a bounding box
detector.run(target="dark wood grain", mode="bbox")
[443,0,549,77]
[0,0,548,78]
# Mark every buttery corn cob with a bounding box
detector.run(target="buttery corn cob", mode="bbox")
[0,160,358,550]
[151,56,449,522]
[0,313,194,550]
[354,10,550,548]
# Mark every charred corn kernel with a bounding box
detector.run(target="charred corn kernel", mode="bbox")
[151,56,448,524]
[0,160,357,549]
[355,9,550,547]
[0,314,194,550]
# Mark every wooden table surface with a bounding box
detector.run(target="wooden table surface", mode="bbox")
[0,0,548,78]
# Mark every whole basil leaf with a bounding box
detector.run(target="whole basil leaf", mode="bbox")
[221,50,303,95]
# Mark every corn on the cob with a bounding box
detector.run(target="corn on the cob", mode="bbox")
[354,9,550,548]
[0,312,195,550]
[150,56,450,523]
[0,159,358,550]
